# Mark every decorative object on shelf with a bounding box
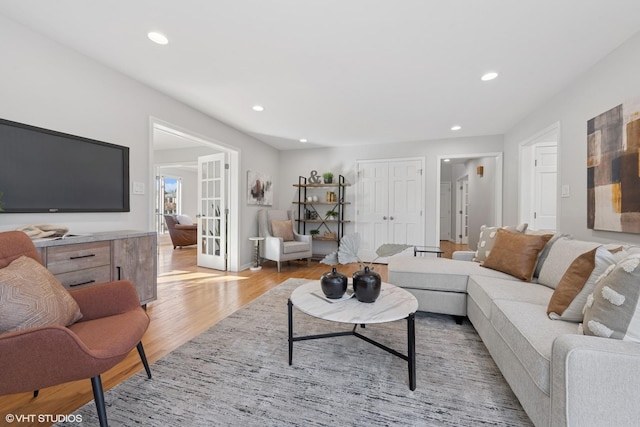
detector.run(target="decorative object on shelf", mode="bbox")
[325,210,339,220]
[321,233,411,303]
[312,195,319,202]
[310,229,320,236]
[323,231,337,240]
[323,172,334,184]
[326,191,336,202]
[308,170,322,184]
[307,196,313,202]
[247,170,273,206]
[320,267,348,299]
[352,266,381,303]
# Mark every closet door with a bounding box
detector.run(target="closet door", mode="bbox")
[356,161,389,262]
[356,158,424,262]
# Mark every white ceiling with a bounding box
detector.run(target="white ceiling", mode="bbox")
[2,1,640,151]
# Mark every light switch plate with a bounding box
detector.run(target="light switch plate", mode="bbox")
[132,182,145,195]
[561,184,570,198]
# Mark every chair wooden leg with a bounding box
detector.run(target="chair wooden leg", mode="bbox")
[277,261,281,272]
[33,390,39,398]
[136,341,152,379]
[91,375,108,427]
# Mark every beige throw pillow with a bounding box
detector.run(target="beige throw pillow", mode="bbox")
[537,237,601,289]
[0,256,83,334]
[582,254,640,342]
[473,223,528,262]
[271,219,294,241]
[482,229,552,282]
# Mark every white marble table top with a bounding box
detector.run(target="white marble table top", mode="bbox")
[290,280,418,324]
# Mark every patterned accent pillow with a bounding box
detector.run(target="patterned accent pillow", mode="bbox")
[482,229,552,282]
[473,223,528,262]
[581,254,640,342]
[271,219,294,241]
[0,256,83,334]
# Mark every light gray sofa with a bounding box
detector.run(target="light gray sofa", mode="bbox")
[388,245,640,427]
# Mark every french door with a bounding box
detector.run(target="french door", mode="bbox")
[356,158,424,262]
[197,153,227,270]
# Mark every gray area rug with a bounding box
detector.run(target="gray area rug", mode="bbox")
[59,278,532,426]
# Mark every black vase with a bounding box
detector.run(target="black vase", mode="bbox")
[352,266,382,303]
[320,267,348,299]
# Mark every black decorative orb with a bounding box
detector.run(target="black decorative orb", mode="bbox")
[320,267,348,299]
[352,266,382,303]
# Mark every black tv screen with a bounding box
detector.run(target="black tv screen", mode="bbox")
[0,118,130,213]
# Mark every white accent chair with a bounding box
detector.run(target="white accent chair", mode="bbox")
[257,209,312,272]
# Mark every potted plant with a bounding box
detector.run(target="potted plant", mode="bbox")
[325,210,339,220]
[309,229,320,237]
[322,172,334,184]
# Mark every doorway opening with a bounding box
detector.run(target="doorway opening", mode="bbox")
[519,123,559,232]
[150,118,241,272]
[436,152,503,251]
[156,175,182,234]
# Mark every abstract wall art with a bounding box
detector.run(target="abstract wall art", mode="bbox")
[247,170,273,206]
[587,97,640,233]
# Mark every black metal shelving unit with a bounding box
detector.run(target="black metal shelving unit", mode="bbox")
[293,174,350,245]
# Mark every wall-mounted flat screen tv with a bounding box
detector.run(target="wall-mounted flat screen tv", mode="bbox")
[0,118,130,213]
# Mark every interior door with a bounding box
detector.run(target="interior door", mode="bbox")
[456,176,469,244]
[533,145,557,231]
[440,182,452,241]
[197,153,227,270]
[356,161,389,262]
[356,158,424,262]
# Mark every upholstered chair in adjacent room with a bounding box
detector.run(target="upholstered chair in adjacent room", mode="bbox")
[0,231,152,427]
[164,214,197,249]
[257,209,312,272]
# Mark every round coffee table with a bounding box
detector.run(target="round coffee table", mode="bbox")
[288,280,419,390]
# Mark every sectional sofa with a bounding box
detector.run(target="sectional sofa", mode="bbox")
[388,227,640,427]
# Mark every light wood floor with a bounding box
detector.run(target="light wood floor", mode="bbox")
[0,240,466,425]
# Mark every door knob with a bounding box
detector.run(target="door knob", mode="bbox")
[390,216,394,220]
[383,216,387,220]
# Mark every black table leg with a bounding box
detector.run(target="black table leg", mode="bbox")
[408,312,416,391]
[288,298,293,365]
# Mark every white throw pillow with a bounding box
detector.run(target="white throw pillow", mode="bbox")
[176,214,194,225]
[473,223,528,262]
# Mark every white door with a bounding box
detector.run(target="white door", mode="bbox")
[197,153,227,270]
[440,182,452,241]
[356,159,424,262]
[456,176,469,244]
[533,145,557,231]
[356,161,389,262]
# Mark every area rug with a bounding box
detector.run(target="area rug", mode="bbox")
[58,278,532,426]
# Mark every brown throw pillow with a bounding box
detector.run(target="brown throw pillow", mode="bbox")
[547,247,597,318]
[482,229,553,281]
[271,219,294,241]
[0,256,83,333]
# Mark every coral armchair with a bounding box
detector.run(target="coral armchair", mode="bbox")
[258,209,312,272]
[0,231,151,427]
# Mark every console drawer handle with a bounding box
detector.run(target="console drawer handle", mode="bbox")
[69,254,96,260]
[69,280,96,287]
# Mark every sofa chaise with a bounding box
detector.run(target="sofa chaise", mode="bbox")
[388,226,640,427]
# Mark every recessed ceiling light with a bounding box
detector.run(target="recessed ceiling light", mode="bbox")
[147,32,169,45]
[481,72,498,81]
[451,125,462,131]
[444,158,451,162]
[252,105,264,112]
[299,138,308,143]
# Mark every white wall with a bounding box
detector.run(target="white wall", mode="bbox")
[504,30,640,245]
[465,157,496,249]
[278,135,504,249]
[0,15,279,268]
